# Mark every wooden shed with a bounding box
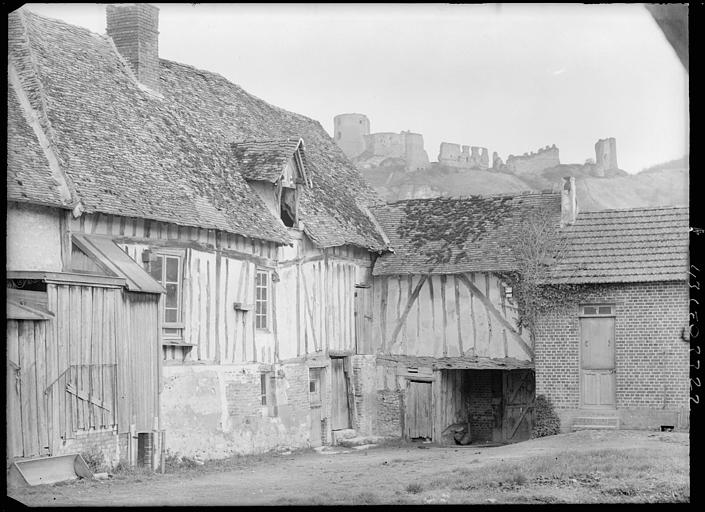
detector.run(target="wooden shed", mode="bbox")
[6,235,164,461]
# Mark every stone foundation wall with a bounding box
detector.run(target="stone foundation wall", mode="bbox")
[56,428,121,469]
[161,363,312,460]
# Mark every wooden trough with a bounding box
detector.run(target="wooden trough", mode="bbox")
[7,453,93,487]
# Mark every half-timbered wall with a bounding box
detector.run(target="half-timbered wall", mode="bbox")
[277,235,371,360]
[69,212,372,365]
[66,212,375,458]
[367,272,532,361]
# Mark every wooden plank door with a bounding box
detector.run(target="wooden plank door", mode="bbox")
[308,368,323,447]
[330,358,350,430]
[6,319,51,459]
[502,370,535,443]
[354,286,372,354]
[405,380,433,440]
[580,317,616,407]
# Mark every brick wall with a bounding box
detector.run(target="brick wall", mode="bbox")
[57,428,121,469]
[373,361,403,437]
[351,355,377,435]
[535,281,689,427]
[465,370,494,441]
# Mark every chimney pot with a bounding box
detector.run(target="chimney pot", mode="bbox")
[106,3,160,93]
[560,176,578,226]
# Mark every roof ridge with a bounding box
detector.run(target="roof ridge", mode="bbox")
[232,138,303,145]
[382,189,558,207]
[579,205,689,214]
[16,7,102,37]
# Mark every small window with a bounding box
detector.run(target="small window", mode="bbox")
[261,371,277,416]
[255,270,270,330]
[261,373,268,406]
[581,304,614,316]
[148,253,183,338]
[309,368,322,406]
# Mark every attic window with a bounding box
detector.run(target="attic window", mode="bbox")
[280,187,297,228]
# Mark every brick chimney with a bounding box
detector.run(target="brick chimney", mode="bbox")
[560,176,578,227]
[106,3,160,93]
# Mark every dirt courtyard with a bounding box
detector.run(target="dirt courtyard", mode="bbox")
[8,429,689,506]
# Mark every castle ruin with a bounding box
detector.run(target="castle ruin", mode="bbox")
[505,145,560,175]
[333,113,618,178]
[333,113,429,171]
[593,137,618,177]
[438,143,490,170]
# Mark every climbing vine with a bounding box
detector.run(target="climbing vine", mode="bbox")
[499,207,584,349]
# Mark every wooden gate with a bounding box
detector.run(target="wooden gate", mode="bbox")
[405,380,433,439]
[330,358,351,430]
[580,315,616,408]
[502,369,534,443]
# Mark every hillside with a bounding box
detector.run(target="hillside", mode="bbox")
[362,164,533,202]
[360,160,688,210]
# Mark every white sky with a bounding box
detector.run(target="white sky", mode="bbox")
[24,3,689,173]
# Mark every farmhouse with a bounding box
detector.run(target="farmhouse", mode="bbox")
[5,4,689,476]
[352,190,561,444]
[6,4,388,468]
[350,177,689,442]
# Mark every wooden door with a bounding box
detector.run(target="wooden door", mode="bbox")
[502,370,535,443]
[354,286,373,354]
[330,358,350,430]
[6,319,51,459]
[308,368,323,447]
[580,316,616,407]
[405,380,433,439]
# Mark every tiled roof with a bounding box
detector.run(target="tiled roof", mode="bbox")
[231,139,305,183]
[548,206,689,284]
[371,192,561,275]
[7,8,387,250]
[7,86,72,208]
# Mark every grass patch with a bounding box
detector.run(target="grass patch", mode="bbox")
[352,491,379,504]
[162,446,314,474]
[426,447,688,502]
[405,483,424,494]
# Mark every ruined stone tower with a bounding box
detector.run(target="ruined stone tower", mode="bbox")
[594,138,618,177]
[333,113,370,159]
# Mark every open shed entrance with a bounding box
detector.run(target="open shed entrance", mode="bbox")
[402,368,535,445]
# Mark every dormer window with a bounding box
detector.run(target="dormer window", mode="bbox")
[231,138,309,230]
[280,187,297,227]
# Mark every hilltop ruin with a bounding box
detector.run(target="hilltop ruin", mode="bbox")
[333,113,619,178]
